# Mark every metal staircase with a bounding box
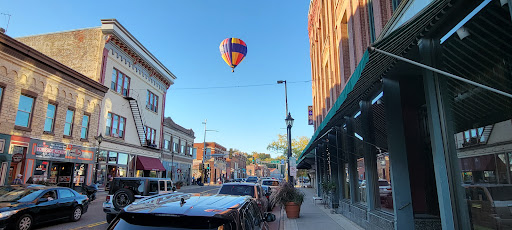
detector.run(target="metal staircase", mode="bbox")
[125,96,147,147]
[481,124,494,144]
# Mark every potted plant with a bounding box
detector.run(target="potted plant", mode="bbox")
[175,181,184,189]
[321,181,336,194]
[273,182,305,218]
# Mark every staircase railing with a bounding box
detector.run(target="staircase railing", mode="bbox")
[124,96,147,147]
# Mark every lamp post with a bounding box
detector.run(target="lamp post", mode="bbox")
[201,119,218,184]
[94,133,104,184]
[285,113,294,184]
[277,80,288,116]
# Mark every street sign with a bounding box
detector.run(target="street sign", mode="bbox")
[289,157,296,167]
[290,167,297,177]
[271,160,280,164]
[281,159,285,165]
[308,106,313,125]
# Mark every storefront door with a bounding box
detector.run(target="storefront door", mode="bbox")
[49,162,73,187]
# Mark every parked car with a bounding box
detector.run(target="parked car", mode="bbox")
[218,182,269,214]
[378,179,392,197]
[464,184,512,229]
[107,192,276,230]
[0,185,89,230]
[103,177,174,223]
[246,176,259,183]
[233,178,245,182]
[261,179,280,193]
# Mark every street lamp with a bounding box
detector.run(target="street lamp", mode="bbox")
[285,113,294,183]
[201,119,218,184]
[94,133,104,184]
[277,80,288,116]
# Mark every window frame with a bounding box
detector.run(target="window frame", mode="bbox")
[145,126,156,145]
[106,112,126,139]
[63,107,76,138]
[111,68,130,97]
[80,112,91,141]
[0,83,5,114]
[146,90,159,113]
[43,100,58,134]
[14,90,37,131]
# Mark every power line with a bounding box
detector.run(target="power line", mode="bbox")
[169,80,312,90]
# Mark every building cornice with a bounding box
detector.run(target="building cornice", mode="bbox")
[100,19,176,88]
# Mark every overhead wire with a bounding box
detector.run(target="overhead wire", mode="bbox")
[167,80,312,91]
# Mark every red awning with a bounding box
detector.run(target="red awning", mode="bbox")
[136,156,166,171]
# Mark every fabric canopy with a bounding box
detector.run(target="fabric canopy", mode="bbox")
[136,155,166,171]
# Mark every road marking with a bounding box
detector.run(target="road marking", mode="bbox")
[69,221,107,230]
[200,187,219,194]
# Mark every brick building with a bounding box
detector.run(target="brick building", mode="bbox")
[0,32,108,188]
[17,19,176,186]
[193,142,227,184]
[162,117,195,184]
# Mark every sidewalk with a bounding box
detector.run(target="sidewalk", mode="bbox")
[281,188,363,230]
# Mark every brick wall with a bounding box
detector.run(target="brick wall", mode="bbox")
[16,29,104,82]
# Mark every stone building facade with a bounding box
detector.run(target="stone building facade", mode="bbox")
[162,117,195,184]
[17,19,176,185]
[0,32,108,188]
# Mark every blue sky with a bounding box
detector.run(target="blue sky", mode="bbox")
[1,1,313,157]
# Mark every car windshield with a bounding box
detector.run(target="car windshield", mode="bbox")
[246,177,257,182]
[378,181,390,186]
[218,185,255,197]
[112,213,235,230]
[487,187,512,201]
[262,181,279,186]
[0,188,44,202]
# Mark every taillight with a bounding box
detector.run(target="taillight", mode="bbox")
[106,196,110,202]
[387,188,392,190]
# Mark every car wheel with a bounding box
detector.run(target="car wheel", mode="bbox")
[112,188,135,210]
[106,213,116,224]
[16,214,32,230]
[71,206,82,222]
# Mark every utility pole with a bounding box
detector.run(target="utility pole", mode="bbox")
[202,119,207,184]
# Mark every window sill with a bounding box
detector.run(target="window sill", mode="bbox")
[14,126,32,132]
[145,106,159,114]
[109,89,129,98]
[43,131,54,136]
[63,135,73,139]
[80,138,89,142]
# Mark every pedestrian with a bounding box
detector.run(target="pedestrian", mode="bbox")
[26,176,34,184]
[192,176,195,184]
[12,174,23,185]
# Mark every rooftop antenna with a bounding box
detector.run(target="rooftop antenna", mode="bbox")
[0,13,11,33]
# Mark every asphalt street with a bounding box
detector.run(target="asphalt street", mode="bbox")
[34,185,221,230]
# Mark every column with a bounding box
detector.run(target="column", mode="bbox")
[420,38,470,230]
[336,128,346,201]
[345,117,358,204]
[383,78,415,230]
[360,100,379,211]
[328,133,340,207]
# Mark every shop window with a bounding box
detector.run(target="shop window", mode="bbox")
[356,157,366,204]
[108,152,118,164]
[98,151,107,162]
[146,90,158,113]
[80,114,90,140]
[376,153,393,212]
[497,153,509,184]
[111,68,130,96]
[44,103,57,133]
[106,112,126,138]
[63,108,75,137]
[118,153,128,165]
[344,163,350,199]
[15,94,35,128]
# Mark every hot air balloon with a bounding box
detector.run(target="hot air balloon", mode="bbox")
[219,38,247,72]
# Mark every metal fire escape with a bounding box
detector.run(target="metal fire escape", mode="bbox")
[124,96,148,147]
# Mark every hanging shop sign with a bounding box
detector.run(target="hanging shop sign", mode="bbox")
[308,106,314,125]
[31,140,94,161]
[12,153,23,162]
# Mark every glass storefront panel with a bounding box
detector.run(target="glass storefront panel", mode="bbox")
[97,164,106,186]
[357,157,366,204]
[344,163,350,200]
[118,153,128,165]
[377,153,393,212]
[98,151,107,163]
[108,152,117,164]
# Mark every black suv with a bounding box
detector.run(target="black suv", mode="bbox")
[103,177,174,223]
[107,192,276,230]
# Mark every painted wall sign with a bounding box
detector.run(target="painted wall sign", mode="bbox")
[31,140,94,162]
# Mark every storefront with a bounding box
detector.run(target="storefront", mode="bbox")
[26,139,95,191]
[0,134,12,185]
[134,155,165,178]
[96,150,130,188]
[163,161,191,184]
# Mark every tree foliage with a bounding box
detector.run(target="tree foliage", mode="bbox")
[267,134,310,159]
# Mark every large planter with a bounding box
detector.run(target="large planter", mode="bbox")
[284,202,301,218]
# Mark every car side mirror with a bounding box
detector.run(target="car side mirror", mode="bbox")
[264,213,276,222]
[37,198,48,204]
[172,187,177,192]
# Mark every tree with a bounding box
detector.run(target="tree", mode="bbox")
[267,134,310,159]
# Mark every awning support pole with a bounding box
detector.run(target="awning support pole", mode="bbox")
[369,47,512,99]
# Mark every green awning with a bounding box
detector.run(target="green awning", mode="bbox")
[297,0,455,167]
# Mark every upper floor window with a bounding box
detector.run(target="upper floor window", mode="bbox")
[106,112,126,138]
[111,68,130,96]
[145,126,156,145]
[173,142,179,153]
[80,114,90,140]
[44,102,57,133]
[164,140,170,150]
[146,90,158,113]
[15,94,35,128]
[463,127,485,146]
[0,85,4,112]
[181,145,185,154]
[63,108,75,137]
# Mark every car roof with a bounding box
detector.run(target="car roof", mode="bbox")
[114,177,171,181]
[124,193,251,217]
[222,182,259,186]
[261,179,279,182]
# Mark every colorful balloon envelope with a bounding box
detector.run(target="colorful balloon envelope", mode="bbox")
[219,38,247,72]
